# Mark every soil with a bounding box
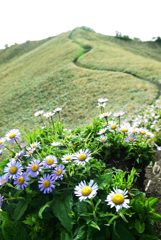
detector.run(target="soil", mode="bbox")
[144,151,161,237]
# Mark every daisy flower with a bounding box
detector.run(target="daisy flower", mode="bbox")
[25,148,35,158]
[97,102,106,109]
[0,194,4,207]
[138,128,148,136]
[98,98,108,103]
[99,112,112,119]
[51,164,66,181]
[73,149,92,165]
[97,128,107,135]
[14,173,30,190]
[104,143,111,148]
[119,122,131,134]
[5,129,21,143]
[61,153,74,163]
[105,186,130,212]
[14,150,24,160]
[41,155,57,169]
[113,111,125,118]
[27,159,43,178]
[43,112,55,119]
[107,121,117,131]
[74,180,98,201]
[125,135,137,143]
[38,174,55,194]
[99,135,107,143]
[51,141,62,147]
[146,131,154,138]
[129,127,140,135]
[0,138,6,148]
[55,107,62,112]
[0,175,8,186]
[4,159,23,179]
[34,110,44,117]
[30,141,41,149]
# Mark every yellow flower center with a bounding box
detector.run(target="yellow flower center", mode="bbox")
[10,166,17,174]
[133,130,138,133]
[43,180,50,188]
[129,138,134,142]
[140,131,145,135]
[56,169,62,176]
[47,159,54,165]
[78,154,87,161]
[14,155,18,159]
[32,144,37,148]
[112,193,124,205]
[9,133,16,139]
[147,134,151,137]
[18,177,24,185]
[122,128,128,133]
[65,156,71,161]
[81,186,92,196]
[99,104,103,108]
[28,151,33,155]
[101,137,106,142]
[31,164,39,172]
[0,141,3,145]
[111,125,116,130]
[2,179,7,184]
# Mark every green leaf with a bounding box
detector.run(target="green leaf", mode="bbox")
[52,192,73,230]
[89,221,100,231]
[0,211,9,221]
[148,212,161,222]
[38,200,54,219]
[73,225,86,240]
[95,172,112,189]
[135,220,145,233]
[112,222,135,240]
[119,212,128,223]
[14,200,28,221]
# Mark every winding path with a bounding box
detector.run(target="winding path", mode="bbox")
[69,30,161,100]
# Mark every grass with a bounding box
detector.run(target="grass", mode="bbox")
[0,27,160,143]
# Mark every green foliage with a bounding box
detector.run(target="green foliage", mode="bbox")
[0,106,160,239]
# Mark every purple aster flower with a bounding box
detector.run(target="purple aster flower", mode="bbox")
[51,164,66,181]
[14,150,24,160]
[14,173,30,190]
[0,175,8,186]
[25,148,35,158]
[0,194,4,207]
[4,159,23,179]
[38,174,55,194]
[40,155,57,169]
[27,159,42,177]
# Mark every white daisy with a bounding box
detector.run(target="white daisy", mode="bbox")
[97,128,107,135]
[61,153,74,163]
[73,149,92,165]
[107,121,117,131]
[25,148,35,158]
[138,128,148,136]
[55,107,62,112]
[99,135,107,143]
[43,112,55,119]
[146,131,154,138]
[125,135,137,143]
[119,122,131,134]
[41,155,57,169]
[74,180,98,201]
[34,110,44,117]
[98,98,108,103]
[5,129,21,143]
[97,102,106,109]
[113,111,125,118]
[51,141,62,147]
[99,112,112,119]
[129,127,140,135]
[105,186,130,212]
[30,141,41,149]
[0,138,6,148]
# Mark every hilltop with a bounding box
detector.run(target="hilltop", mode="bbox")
[1,27,161,137]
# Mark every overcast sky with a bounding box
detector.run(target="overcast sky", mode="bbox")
[0,0,161,49]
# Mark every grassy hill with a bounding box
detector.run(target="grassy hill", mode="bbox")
[0,27,161,139]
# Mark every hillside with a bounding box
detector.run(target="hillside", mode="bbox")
[0,27,161,137]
